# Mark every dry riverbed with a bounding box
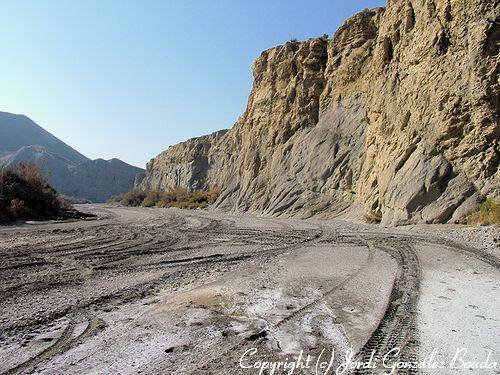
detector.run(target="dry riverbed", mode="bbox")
[0,205,498,374]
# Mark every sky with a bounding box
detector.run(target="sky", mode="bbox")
[0,0,385,168]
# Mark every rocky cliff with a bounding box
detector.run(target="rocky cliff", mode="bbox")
[139,0,499,225]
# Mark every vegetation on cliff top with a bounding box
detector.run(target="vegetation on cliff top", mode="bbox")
[109,187,220,210]
[0,162,85,224]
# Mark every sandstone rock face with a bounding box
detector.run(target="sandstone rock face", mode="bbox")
[140,0,499,225]
[141,130,228,192]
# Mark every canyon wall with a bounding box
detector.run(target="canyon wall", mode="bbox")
[140,0,499,225]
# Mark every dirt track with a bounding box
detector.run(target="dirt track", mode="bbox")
[0,205,498,374]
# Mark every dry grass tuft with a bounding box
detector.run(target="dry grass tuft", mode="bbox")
[364,210,382,224]
[467,198,500,226]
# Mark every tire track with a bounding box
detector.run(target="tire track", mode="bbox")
[186,227,333,374]
[272,235,376,330]
[5,319,106,375]
[350,232,497,374]
[354,241,421,375]
[7,206,489,375]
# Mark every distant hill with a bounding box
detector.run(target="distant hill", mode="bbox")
[0,111,144,202]
[69,158,144,203]
[0,112,88,165]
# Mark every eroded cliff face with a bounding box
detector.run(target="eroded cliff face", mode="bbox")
[139,0,499,225]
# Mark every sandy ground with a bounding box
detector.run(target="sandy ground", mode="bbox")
[0,205,498,374]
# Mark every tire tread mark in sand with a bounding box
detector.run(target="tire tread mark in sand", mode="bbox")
[111,226,316,272]
[353,231,499,270]
[222,235,376,371]
[272,236,376,330]
[2,211,319,373]
[0,260,48,271]
[94,253,252,270]
[188,229,326,374]
[3,251,254,336]
[434,238,500,269]
[94,228,319,271]
[354,241,420,375]
[5,319,106,375]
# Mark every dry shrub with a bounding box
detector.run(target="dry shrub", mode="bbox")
[156,198,171,208]
[10,198,30,217]
[109,186,221,210]
[0,162,72,223]
[108,189,147,207]
[142,190,163,207]
[467,198,500,226]
[16,161,43,186]
[364,210,382,224]
[204,187,221,203]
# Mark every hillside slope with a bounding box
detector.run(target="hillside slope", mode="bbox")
[0,112,144,202]
[70,158,145,203]
[0,112,88,165]
[140,0,499,225]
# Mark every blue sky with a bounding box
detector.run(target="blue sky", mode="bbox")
[0,0,385,168]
